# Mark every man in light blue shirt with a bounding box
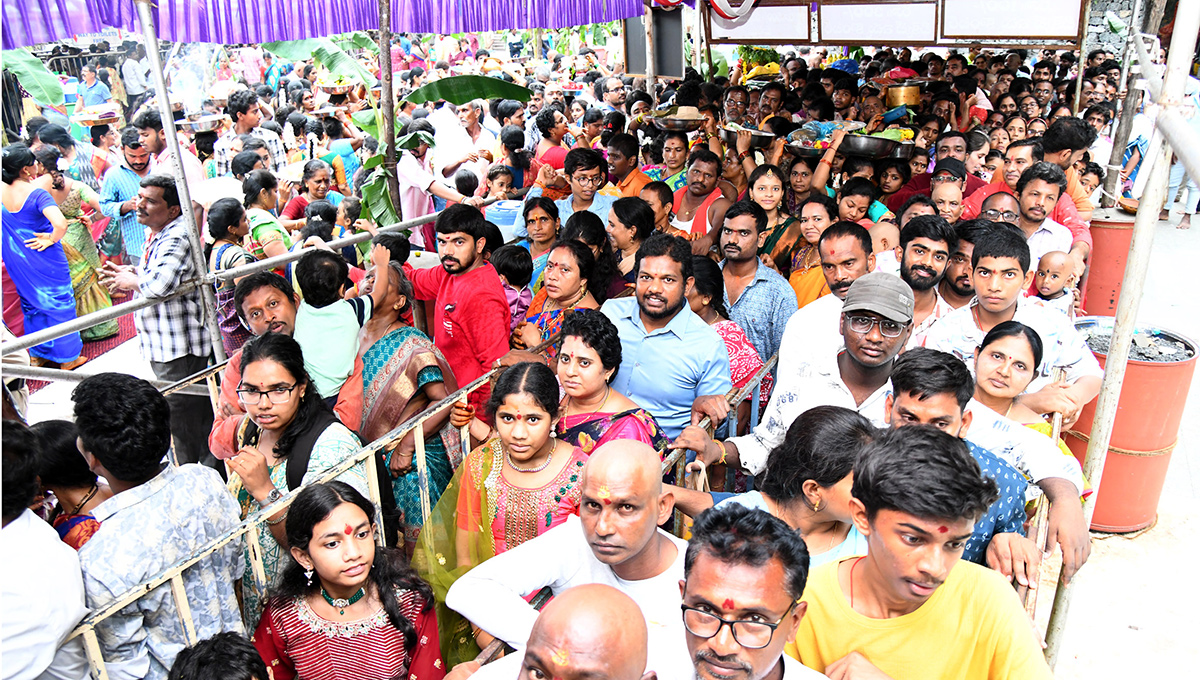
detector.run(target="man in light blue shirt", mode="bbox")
[98,128,152,265]
[600,233,732,439]
[78,63,113,107]
[521,148,619,238]
[718,200,798,366]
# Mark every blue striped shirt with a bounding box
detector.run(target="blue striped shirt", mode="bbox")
[99,164,148,260]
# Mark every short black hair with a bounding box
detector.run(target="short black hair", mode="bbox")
[972,222,1032,272]
[167,632,268,680]
[640,181,674,210]
[686,504,810,601]
[478,220,503,256]
[1006,138,1044,162]
[899,214,957,252]
[898,193,936,220]
[373,233,411,265]
[304,199,337,225]
[952,219,993,248]
[818,221,873,257]
[891,347,975,411]
[635,232,693,282]
[687,147,721,173]
[610,197,656,242]
[434,203,488,240]
[295,249,349,308]
[759,406,876,503]
[1015,161,1067,197]
[234,271,295,323]
[132,108,164,132]
[298,218,334,244]
[2,420,41,521]
[340,196,363,224]
[607,132,638,161]
[560,310,622,377]
[73,373,171,484]
[854,425,999,523]
[806,96,834,121]
[490,244,534,288]
[227,89,259,124]
[564,147,605,176]
[723,199,768,233]
[140,174,181,209]
[1042,116,1097,154]
[31,419,96,489]
[841,156,874,179]
[453,168,479,198]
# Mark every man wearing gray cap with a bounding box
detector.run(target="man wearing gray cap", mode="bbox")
[672,272,914,476]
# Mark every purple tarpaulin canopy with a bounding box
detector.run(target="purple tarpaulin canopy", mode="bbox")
[3,0,646,50]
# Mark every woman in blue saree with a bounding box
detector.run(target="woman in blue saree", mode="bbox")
[1,144,85,368]
[357,261,461,552]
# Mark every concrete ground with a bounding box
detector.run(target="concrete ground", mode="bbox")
[21,210,1200,677]
[1034,209,1200,677]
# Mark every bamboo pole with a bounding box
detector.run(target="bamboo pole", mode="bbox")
[133,0,226,365]
[1100,0,1166,209]
[1073,0,1092,114]
[1043,0,1200,666]
[644,5,657,88]
[378,0,401,221]
[169,574,198,645]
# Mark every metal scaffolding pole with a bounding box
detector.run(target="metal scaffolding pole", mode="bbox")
[133,0,227,364]
[1043,0,1200,667]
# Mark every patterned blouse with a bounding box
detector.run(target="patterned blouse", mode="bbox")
[254,587,446,680]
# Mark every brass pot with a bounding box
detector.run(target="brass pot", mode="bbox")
[886,84,920,108]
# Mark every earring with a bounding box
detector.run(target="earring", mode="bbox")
[812,499,821,512]
[305,568,314,586]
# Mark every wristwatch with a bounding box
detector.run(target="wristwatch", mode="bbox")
[265,488,284,506]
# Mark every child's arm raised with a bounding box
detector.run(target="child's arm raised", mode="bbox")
[365,243,391,317]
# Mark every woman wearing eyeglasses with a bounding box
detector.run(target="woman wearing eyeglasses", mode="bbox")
[227,332,370,629]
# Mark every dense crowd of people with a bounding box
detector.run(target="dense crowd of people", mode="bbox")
[3,28,1197,680]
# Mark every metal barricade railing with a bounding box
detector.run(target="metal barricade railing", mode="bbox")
[65,314,776,678]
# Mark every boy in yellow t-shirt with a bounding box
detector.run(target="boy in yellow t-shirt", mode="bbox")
[788,425,1053,679]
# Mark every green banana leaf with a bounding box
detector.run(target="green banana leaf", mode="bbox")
[313,44,378,88]
[263,38,334,62]
[403,75,531,106]
[396,130,435,150]
[2,48,64,106]
[264,38,377,87]
[360,168,403,230]
[346,31,380,54]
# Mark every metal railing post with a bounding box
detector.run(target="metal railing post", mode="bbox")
[1043,0,1200,666]
[133,0,226,365]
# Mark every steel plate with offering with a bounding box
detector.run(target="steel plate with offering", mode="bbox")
[317,76,356,95]
[649,106,707,132]
[176,113,227,133]
[71,104,122,127]
[721,124,775,150]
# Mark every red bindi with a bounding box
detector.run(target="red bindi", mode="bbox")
[938,526,948,533]
[723,598,736,610]
[344,524,354,535]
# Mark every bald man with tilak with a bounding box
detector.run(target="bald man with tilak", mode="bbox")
[447,441,693,680]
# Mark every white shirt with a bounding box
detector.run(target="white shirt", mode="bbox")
[446,515,693,680]
[922,297,1103,391]
[121,58,149,96]
[965,399,1086,497]
[151,147,205,189]
[1025,217,1073,268]
[783,651,828,679]
[907,292,955,349]
[729,351,891,475]
[1,510,89,680]
[778,294,844,376]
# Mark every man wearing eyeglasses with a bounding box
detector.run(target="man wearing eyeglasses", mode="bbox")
[676,273,913,477]
[597,77,626,114]
[885,132,988,213]
[723,86,751,126]
[960,139,1088,263]
[527,148,619,224]
[681,504,824,680]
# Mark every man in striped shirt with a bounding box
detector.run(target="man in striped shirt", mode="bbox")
[98,127,153,265]
[213,89,287,176]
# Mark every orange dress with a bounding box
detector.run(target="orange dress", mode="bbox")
[788,244,830,308]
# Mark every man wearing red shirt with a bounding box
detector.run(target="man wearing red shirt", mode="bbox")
[408,204,510,407]
[886,132,988,213]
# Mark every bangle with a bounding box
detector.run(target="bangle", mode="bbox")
[715,440,728,466]
[738,150,750,162]
[265,509,288,526]
[819,158,832,167]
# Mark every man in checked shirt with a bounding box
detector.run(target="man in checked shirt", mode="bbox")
[101,175,216,468]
